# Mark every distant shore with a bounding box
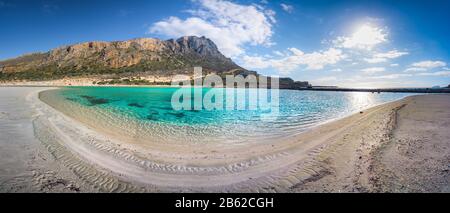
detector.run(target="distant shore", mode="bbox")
[300,87,450,94]
[0,86,449,192]
[0,78,172,87]
[2,80,449,93]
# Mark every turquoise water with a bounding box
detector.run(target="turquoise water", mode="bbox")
[40,87,414,144]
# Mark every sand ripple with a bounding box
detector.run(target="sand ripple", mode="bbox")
[30,88,414,192]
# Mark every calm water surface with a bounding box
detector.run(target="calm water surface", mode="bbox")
[39,87,413,144]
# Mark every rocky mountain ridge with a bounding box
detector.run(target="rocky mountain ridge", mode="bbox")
[0,36,310,89]
[0,36,242,80]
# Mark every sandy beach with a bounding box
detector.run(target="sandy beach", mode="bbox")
[0,86,449,193]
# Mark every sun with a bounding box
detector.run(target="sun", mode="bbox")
[353,24,386,45]
[340,24,388,50]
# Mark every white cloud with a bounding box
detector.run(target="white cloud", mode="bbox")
[280,3,294,13]
[264,9,277,23]
[390,63,399,67]
[364,57,387,63]
[404,67,427,72]
[333,24,387,50]
[242,47,346,74]
[273,51,285,56]
[416,71,450,76]
[365,50,409,63]
[374,50,409,59]
[371,74,412,79]
[149,0,274,57]
[361,67,386,74]
[313,76,338,84]
[330,68,342,72]
[411,60,446,69]
[366,70,450,80]
[320,73,430,88]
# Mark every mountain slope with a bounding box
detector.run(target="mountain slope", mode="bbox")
[0,36,243,81]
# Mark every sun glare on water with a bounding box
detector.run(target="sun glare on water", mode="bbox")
[348,92,376,110]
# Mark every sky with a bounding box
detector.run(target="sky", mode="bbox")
[0,0,449,88]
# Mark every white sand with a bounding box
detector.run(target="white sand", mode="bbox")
[1,87,449,192]
[0,87,93,192]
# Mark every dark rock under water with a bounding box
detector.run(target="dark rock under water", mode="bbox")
[128,103,145,108]
[65,97,78,102]
[80,95,111,106]
[145,110,160,121]
[165,112,186,119]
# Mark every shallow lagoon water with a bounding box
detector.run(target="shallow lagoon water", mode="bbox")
[40,87,413,144]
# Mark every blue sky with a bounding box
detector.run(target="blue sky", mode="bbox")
[0,0,449,88]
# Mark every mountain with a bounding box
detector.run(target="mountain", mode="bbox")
[0,36,243,81]
[0,36,310,89]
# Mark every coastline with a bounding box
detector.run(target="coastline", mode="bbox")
[2,80,450,93]
[0,82,175,88]
[1,86,449,192]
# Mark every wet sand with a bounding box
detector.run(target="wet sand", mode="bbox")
[0,87,449,192]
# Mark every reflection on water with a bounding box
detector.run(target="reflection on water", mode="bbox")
[347,92,377,111]
[39,87,413,144]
